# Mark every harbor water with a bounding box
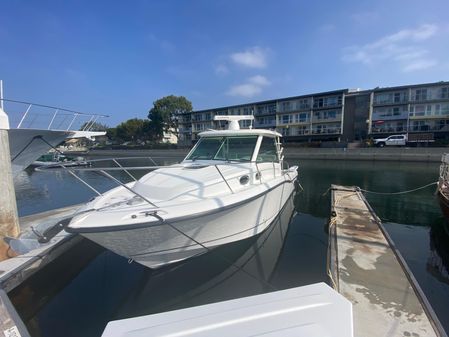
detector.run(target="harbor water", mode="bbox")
[10,156,449,337]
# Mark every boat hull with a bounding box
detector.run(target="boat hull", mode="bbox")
[8,128,72,176]
[82,179,296,269]
[437,188,449,222]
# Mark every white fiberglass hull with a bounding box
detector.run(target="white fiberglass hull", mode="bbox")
[8,128,72,176]
[78,174,297,269]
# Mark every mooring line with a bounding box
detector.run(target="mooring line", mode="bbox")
[322,181,438,197]
[358,181,438,195]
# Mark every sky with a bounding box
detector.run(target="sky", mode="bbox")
[1,0,449,126]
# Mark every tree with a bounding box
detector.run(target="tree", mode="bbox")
[115,118,146,143]
[148,95,192,140]
[107,118,163,144]
[79,121,109,131]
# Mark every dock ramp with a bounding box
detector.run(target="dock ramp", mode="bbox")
[328,185,446,337]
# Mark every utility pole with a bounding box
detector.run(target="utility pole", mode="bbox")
[0,80,20,261]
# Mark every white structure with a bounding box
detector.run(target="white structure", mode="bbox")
[102,282,353,337]
[2,98,107,175]
[67,116,298,268]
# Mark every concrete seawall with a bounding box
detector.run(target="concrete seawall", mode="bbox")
[78,147,449,162]
[284,147,449,162]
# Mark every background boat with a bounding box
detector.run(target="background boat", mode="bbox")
[2,98,107,176]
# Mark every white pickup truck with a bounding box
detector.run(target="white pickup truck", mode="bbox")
[374,133,435,147]
[373,134,407,147]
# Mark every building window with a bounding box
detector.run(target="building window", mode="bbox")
[282,114,292,124]
[297,98,310,110]
[297,126,308,135]
[295,113,308,123]
[375,93,391,104]
[337,96,342,105]
[414,88,428,101]
[281,101,291,112]
[442,87,449,99]
[313,96,341,108]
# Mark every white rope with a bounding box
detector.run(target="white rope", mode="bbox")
[358,181,438,195]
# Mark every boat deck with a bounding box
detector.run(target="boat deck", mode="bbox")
[101,282,353,337]
[328,185,445,337]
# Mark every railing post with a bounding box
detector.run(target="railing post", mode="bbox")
[48,109,59,130]
[17,104,32,129]
[66,113,78,130]
[83,115,94,131]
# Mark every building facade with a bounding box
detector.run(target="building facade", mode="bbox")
[177,81,449,145]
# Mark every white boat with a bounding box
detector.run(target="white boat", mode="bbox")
[30,152,88,168]
[114,194,296,317]
[102,282,353,337]
[67,116,299,269]
[1,98,107,176]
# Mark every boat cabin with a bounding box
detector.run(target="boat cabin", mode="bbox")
[185,129,282,164]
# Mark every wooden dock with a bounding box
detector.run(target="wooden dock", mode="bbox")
[328,185,446,337]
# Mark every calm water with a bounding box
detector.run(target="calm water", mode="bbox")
[10,157,449,336]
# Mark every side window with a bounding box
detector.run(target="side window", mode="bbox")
[257,137,278,162]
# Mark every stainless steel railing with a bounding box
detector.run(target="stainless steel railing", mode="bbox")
[1,98,108,131]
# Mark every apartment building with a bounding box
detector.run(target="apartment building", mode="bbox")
[370,82,449,137]
[177,81,449,145]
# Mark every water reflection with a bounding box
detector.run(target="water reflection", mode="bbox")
[295,159,441,224]
[11,158,449,335]
[14,157,181,216]
[428,218,449,285]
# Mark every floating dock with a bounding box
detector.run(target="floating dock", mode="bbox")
[0,205,80,337]
[328,185,447,337]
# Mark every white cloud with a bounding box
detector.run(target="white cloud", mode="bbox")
[230,47,269,68]
[214,64,229,75]
[227,83,263,97]
[342,24,439,72]
[402,59,437,72]
[248,75,270,86]
[227,75,271,98]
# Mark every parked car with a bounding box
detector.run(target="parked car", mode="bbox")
[374,133,435,147]
[373,135,407,147]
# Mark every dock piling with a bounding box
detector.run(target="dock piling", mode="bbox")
[0,105,20,261]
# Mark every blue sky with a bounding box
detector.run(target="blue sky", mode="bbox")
[1,0,449,126]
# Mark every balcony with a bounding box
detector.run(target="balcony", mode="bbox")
[371,126,405,133]
[409,125,449,132]
[373,98,409,106]
[311,116,341,123]
[254,122,276,128]
[311,128,341,135]
[277,119,310,127]
[372,112,408,121]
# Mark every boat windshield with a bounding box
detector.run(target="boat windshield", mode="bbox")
[186,136,258,162]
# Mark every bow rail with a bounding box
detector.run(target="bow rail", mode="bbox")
[1,98,109,131]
